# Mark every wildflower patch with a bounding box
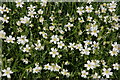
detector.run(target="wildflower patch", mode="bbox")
[0,1,120,79]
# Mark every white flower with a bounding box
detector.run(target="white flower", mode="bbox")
[39,16,44,24]
[50,63,61,72]
[112,42,118,50]
[109,1,117,8]
[28,11,36,17]
[84,40,92,46]
[109,50,118,56]
[22,58,28,64]
[101,60,106,66]
[5,7,11,13]
[76,7,84,15]
[0,30,6,39]
[33,66,42,73]
[64,23,73,31]
[87,0,94,3]
[41,0,48,3]
[42,34,47,39]
[39,31,48,39]
[95,10,100,15]
[17,35,28,45]
[38,9,43,14]
[70,17,74,22]
[87,16,92,21]
[27,5,36,11]
[4,35,15,43]
[50,15,55,21]
[108,1,117,12]
[23,44,31,52]
[44,63,61,71]
[101,7,107,13]
[54,64,61,71]
[113,63,119,70]
[58,10,62,13]
[81,46,91,55]
[59,29,65,34]
[102,68,113,78]
[112,23,120,30]
[64,61,70,65]
[2,67,13,78]
[81,70,88,78]
[0,15,9,23]
[84,60,95,70]
[92,41,99,49]
[20,16,30,24]
[57,41,65,49]
[35,43,44,50]
[112,15,120,22]
[15,0,24,8]
[0,6,5,14]
[75,43,83,51]
[78,17,84,23]
[86,5,94,13]
[91,28,99,37]
[40,2,47,7]
[50,35,59,44]
[49,48,59,58]
[16,21,21,26]
[91,60,100,67]
[108,6,115,12]
[68,43,75,50]
[61,69,70,77]
[49,26,55,31]
[44,63,51,70]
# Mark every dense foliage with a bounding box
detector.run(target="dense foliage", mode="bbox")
[0,1,120,80]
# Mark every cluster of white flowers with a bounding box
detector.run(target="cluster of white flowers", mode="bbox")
[0,5,10,14]
[27,5,37,18]
[44,63,61,72]
[109,42,119,56]
[82,59,120,78]
[20,16,31,24]
[77,5,93,15]
[67,40,99,55]
[108,1,117,12]
[17,35,29,45]
[84,60,100,70]
[44,63,70,77]
[0,1,120,79]
[112,63,119,70]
